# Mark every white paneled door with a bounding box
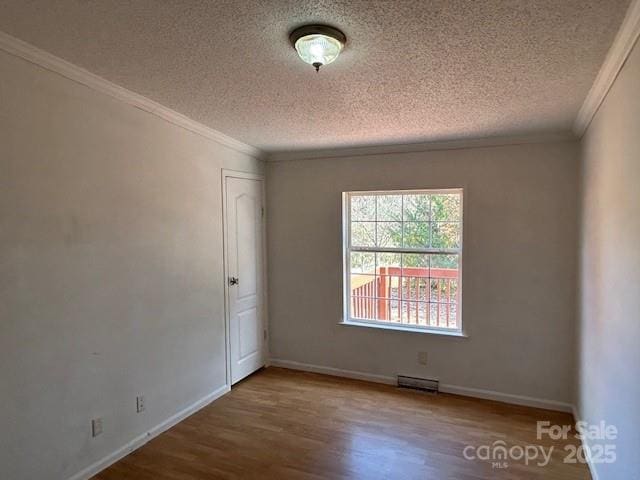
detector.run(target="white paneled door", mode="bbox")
[224,174,265,385]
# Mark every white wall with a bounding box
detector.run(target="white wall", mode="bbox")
[0,49,262,480]
[267,141,579,405]
[578,39,640,479]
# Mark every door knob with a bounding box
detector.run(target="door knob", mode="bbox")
[229,277,239,286]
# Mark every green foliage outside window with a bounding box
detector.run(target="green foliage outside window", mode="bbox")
[351,192,460,268]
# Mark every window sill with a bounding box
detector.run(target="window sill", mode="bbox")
[339,320,468,337]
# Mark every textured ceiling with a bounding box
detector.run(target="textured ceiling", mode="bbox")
[0,0,630,152]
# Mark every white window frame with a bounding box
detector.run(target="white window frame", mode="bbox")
[341,188,464,336]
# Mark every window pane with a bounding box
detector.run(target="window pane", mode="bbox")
[431,222,460,248]
[350,296,378,320]
[376,253,401,301]
[351,195,376,221]
[430,302,457,328]
[401,276,429,302]
[400,301,428,325]
[376,222,402,248]
[376,276,400,299]
[402,253,430,273]
[373,298,400,321]
[429,278,456,303]
[430,253,459,269]
[429,278,440,302]
[403,194,430,221]
[448,278,459,303]
[352,296,412,322]
[448,303,459,328]
[350,274,378,298]
[431,193,461,221]
[377,252,401,271]
[350,252,375,274]
[429,303,441,326]
[402,254,429,304]
[376,195,402,221]
[429,253,459,328]
[352,222,376,247]
[402,222,429,248]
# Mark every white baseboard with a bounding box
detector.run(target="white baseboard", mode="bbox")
[438,383,573,412]
[270,358,397,385]
[68,384,230,480]
[269,358,573,413]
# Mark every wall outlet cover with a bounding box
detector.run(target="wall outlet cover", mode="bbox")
[418,351,428,365]
[136,395,145,413]
[91,418,103,437]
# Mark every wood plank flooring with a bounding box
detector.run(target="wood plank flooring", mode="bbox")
[94,367,590,479]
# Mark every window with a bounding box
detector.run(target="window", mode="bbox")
[343,189,463,333]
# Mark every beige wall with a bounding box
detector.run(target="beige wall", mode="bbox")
[578,40,640,479]
[267,141,579,404]
[0,50,262,480]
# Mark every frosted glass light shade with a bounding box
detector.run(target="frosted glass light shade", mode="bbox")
[294,34,344,69]
[290,25,346,72]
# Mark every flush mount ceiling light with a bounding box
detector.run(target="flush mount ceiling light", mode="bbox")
[290,25,346,72]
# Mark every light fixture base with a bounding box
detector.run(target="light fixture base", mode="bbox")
[289,25,347,46]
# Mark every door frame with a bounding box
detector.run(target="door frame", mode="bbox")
[221,169,268,387]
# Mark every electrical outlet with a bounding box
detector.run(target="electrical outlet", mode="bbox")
[91,418,103,437]
[418,351,428,366]
[136,395,145,413]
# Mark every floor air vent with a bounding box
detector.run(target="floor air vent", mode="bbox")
[397,375,439,393]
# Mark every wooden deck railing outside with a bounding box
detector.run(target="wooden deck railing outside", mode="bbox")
[351,266,458,328]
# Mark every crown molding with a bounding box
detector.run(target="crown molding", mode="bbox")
[0,30,262,159]
[265,132,576,162]
[573,0,640,137]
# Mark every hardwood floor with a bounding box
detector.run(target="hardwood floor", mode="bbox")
[94,368,590,479]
